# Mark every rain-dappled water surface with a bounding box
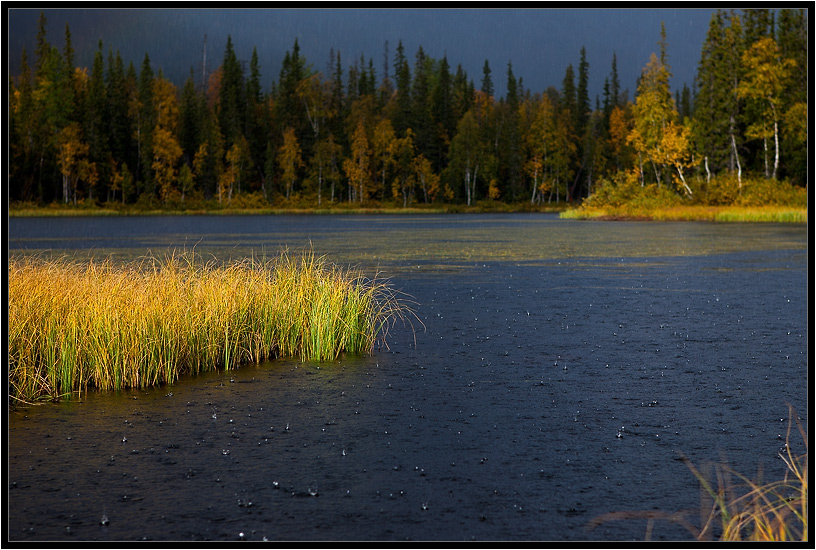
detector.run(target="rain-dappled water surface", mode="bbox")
[7,214,808,541]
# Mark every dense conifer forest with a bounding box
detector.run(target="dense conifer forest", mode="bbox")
[7,9,807,211]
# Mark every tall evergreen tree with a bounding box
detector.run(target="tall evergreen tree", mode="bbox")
[219,35,246,151]
[430,55,453,172]
[561,64,577,121]
[246,46,270,191]
[776,8,807,105]
[775,8,807,184]
[411,46,433,159]
[559,64,578,199]
[693,10,733,178]
[601,52,621,141]
[328,49,346,144]
[34,10,49,78]
[393,40,412,137]
[62,23,77,124]
[9,48,37,200]
[480,59,494,98]
[576,47,590,134]
[36,35,75,201]
[136,53,156,197]
[85,40,110,200]
[276,39,307,140]
[379,40,394,105]
[178,69,201,165]
[610,53,621,108]
[452,65,471,120]
[742,8,774,46]
[106,50,131,177]
[497,61,523,200]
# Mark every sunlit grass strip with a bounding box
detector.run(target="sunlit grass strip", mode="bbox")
[713,206,808,223]
[8,250,413,403]
[561,205,807,222]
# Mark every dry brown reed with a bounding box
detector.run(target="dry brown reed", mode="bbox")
[586,405,807,542]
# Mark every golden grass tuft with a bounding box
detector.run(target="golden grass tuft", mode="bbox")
[586,405,807,542]
[8,250,415,403]
[686,406,807,542]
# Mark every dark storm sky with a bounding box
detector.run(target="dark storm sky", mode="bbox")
[7,7,718,102]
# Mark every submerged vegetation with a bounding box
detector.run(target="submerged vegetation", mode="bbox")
[8,250,414,403]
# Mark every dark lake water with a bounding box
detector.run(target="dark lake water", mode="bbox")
[6,214,809,542]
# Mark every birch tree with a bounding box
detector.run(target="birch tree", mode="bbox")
[56,122,88,204]
[627,51,678,188]
[151,76,182,203]
[390,128,415,207]
[737,37,794,180]
[278,127,303,200]
[311,135,341,206]
[448,110,484,205]
[343,120,371,203]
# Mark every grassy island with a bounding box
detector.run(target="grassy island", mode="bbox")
[8,251,412,404]
[561,174,807,223]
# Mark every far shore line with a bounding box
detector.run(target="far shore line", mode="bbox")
[8,202,807,223]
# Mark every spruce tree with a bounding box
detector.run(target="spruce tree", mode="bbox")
[137,53,156,198]
[497,61,523,200]
[430,55,453,172]
[576,47,590,135]
[776,8,807,184]
[107,50,132,177]
[480,59,493,98]
[219,35,246,152]
[393,41,412,137]
[411,46,433,159]
[85,40,110,200]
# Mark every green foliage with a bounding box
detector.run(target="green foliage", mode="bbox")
[692,172,743,205]
[570,171,806,221]
[582,170,682,211]
[734,177,808,207]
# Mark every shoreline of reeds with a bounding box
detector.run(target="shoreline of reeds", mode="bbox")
[8,200,567,218]
[8,250,414,404]
[561,205,808,223]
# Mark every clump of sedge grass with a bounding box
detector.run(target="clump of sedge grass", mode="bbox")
[8,250,415,403]
[686,406,807,542]
[586,405,807,542]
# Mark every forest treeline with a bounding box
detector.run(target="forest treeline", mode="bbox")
[7,9,808,210]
